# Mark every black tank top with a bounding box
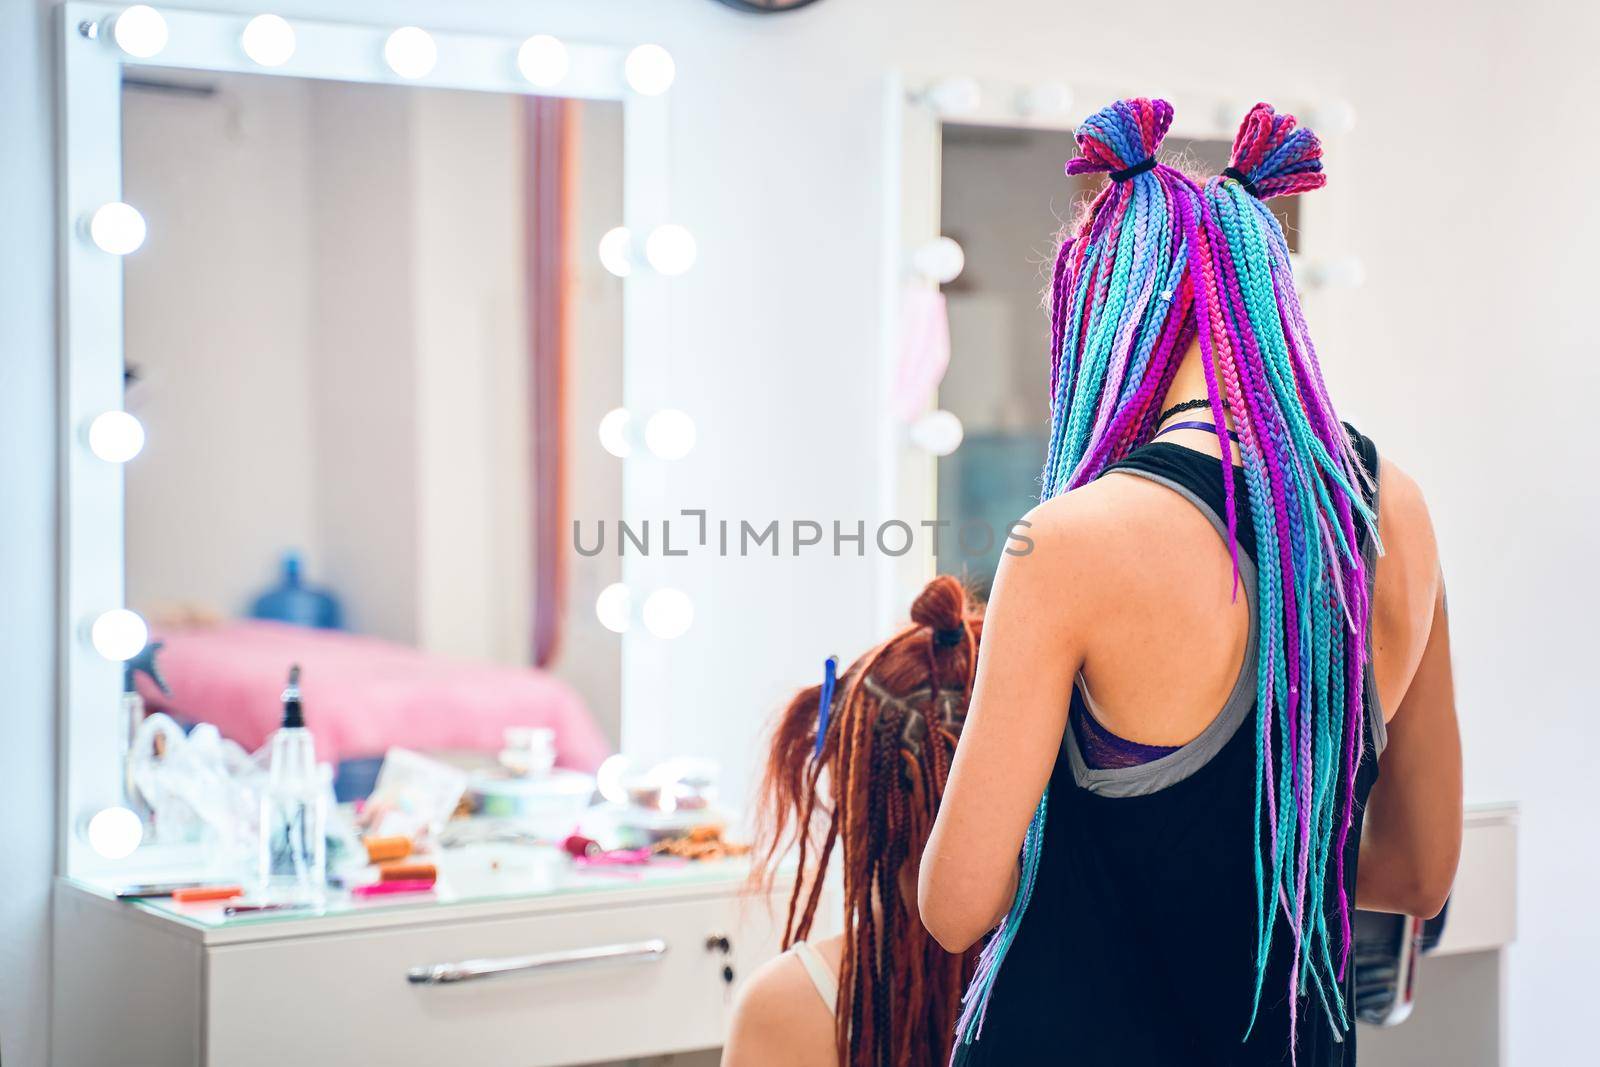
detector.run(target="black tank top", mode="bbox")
[953,429,1385,1067]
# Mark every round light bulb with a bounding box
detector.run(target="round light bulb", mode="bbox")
[910,410,965,456]
[1304,256,1366,290]
[90,609,149,662]
[112,5,168,59]
[597,226,635,278]
[87,202,147,256]
[517,34,569,88]
[1016,82,1073,118]
[923,76,981,116]
[641,588,694,640]
[385,26,437,79]
[241,14,295,67]
[596,754,633,806]
[86,806,144,860]
[87,411,146,463]
[913,236,965,285]
[598,407,633,458]
[1310,99,1357,136]
[644,409,696,461]
[644,224,697,276]
[624,43,675,96]
[595,582,633,634]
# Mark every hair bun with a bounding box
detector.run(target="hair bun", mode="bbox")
[910,575,969,641]
[1067,98,1173,178]
[1227,102,1326,199]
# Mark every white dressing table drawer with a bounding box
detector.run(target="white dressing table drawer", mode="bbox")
[207,894,761,1067]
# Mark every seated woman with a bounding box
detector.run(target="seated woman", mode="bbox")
[723,576,983,1067]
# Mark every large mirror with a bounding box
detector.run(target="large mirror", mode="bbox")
[933,121,1299,594]
[118,68,623,805]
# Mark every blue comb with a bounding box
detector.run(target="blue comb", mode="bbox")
[813,655,838,758]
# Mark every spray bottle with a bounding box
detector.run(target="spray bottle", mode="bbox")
[259,665,327,901]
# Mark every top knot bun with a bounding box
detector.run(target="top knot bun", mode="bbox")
[1067,98,1174,177]
[910,575,969,637]
[1227,102,1326,199]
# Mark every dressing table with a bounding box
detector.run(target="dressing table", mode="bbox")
[56,845,797,1066]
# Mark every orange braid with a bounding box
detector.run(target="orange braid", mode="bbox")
[752,576,983,1066]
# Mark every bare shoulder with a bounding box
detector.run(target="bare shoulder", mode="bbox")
[1371,454,1443,715]
[721,948,835,1067]
[1013,475,1157,565]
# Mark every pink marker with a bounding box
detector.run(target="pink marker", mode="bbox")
[351,879,435,898]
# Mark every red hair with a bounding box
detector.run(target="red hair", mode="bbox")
[754,576,983,1065]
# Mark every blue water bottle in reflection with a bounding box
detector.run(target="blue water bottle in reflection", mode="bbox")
[249,551,344,630]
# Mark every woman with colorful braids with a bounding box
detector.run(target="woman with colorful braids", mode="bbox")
[920,98,1462,1065]
[724,575,983,1067]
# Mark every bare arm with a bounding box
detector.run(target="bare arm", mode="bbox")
[918,498,1092,952]
[1356,459,1462,918]
[1357,580,1462,918]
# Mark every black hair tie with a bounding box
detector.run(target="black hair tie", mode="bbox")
[1222,166,1262,199]
[933,626,965,649]
[1109,156,1158,182]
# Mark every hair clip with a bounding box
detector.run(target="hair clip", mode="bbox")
[813,655,838,759]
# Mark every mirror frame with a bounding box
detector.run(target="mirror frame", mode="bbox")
[58,2,682,876]
[878,72,1344,627]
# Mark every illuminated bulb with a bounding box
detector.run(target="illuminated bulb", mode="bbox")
[517,34,569,88]
[87,411,146,463]
[596,754,633,806]
[1310,99,1357,136]
[86,806,144,859]
[1016,82,1073,118]
[597,226,635,278]
[641,588,694,640]
[1303,256,1366,290]
[644,409,696,461]
[90,609,149,662]
[597,407,633,458]
[595,582,633,634]
[112,5,168,59]
[644,224,696,276]
[624,43,675,96]
[910,410,965,456]
[87,202,147,256]
[922,76,981,116]
[241,14,295,67]
[913,236,965,284]
[385,26,436,79]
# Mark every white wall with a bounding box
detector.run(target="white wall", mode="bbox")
[5,1,1597,1064]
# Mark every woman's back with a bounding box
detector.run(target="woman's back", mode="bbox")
[950,429,1396,1065]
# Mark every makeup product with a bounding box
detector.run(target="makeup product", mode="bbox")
[172,885,243,904]
[259,665,328,901]
[362,835,412,864]
[378,862,436,883]
[351,879,435,899]
[223,903,314,917]
[116,880,227,899]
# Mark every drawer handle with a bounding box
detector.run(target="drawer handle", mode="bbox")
[406,938,668,985]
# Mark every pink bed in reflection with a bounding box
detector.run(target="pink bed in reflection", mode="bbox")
[136,620,611,773]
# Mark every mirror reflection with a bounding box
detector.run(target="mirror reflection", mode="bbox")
[935,124,1298,594]
[120,70,623,805]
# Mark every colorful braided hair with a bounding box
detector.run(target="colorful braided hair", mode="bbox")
[955,99,1376,1055]
[756,576,982,1066]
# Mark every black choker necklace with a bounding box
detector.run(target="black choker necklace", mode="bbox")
[1157,399,1216,424]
